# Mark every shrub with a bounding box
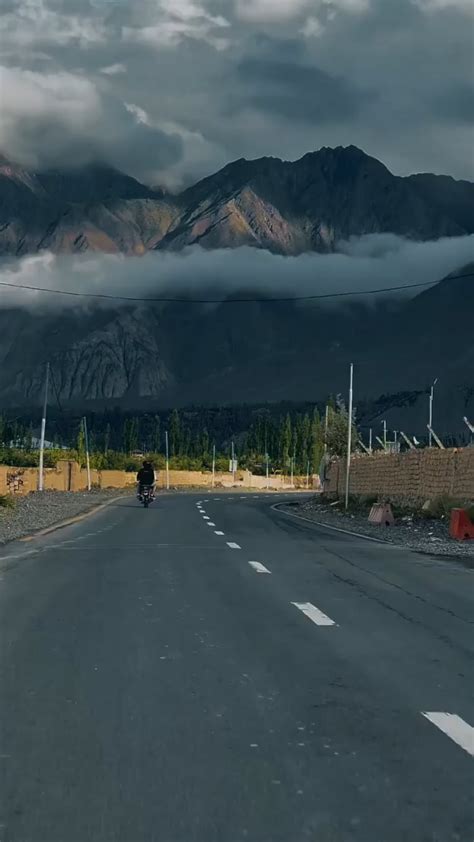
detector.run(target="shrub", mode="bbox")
[419,495,466,520]
[0,494,15,510]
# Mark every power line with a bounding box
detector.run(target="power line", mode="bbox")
[0,271,472,304]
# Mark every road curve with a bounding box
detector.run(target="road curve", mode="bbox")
[0,492,472,842]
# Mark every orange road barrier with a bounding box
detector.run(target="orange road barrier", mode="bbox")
[449,508,474,541]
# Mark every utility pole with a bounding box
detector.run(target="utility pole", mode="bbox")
[429,378,438,448]
[382,419,387,450]
[38,362,50,492]
[212,443,216,487]
[165,430,170,490]
[83,416,91,491]
[344,363,354,511]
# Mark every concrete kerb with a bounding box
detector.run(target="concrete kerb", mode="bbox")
[19,494,129,543]
[271,502,395,546]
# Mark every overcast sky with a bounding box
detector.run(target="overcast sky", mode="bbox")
[0,0,473,187]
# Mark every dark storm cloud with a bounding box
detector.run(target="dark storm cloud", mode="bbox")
[0,65,183,178]
[0,0,473,183]
[434,84,474,125]
[235,55,372,123]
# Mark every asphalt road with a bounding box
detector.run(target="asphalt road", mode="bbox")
[0,492,472,842]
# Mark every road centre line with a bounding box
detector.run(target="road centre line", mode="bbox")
[421,712,474,756]
[291,602,336,627]
[227,542,241,549]
[249,561,271,574]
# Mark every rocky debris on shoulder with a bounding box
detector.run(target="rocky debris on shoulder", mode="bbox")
[0,489,131,545]
[285,496,474,562]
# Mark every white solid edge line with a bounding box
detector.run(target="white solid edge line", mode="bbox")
[421,712,474,757]
[214,531,225,535]
[227,542,241,549]
[272,503,391,545]
[291,601,336,627]
[249,561,271,574]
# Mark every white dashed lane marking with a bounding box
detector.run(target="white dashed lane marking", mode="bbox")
[207,522,216,527]
[227,542,241,550]
[421,712,474,756]
[291,602,336,627]
[203,516,210,520]
[249,561,271,574]
[215,531,225,536]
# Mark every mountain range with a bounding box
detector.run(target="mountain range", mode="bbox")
[1,145,473,257]
[0,145,473,434]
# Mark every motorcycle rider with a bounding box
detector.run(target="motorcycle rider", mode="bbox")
[137,460,156,500]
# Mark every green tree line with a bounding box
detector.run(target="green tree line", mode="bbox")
[0,399,357,473]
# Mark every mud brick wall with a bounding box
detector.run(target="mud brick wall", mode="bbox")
[327,448,474,502]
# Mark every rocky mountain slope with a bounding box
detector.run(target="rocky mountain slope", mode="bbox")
[0,265,473,434]
[0,156,178,256]
[1,147,473,257]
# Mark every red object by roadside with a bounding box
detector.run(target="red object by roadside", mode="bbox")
[449,508,474,541]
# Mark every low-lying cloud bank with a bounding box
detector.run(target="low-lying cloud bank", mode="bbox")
[0,234,473,312]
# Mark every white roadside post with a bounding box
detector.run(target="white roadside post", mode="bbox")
[369,428,373,454]
[344,363,354,511]
[212,443,216,487]
[382,419,387,450]
[265,452,269,489]
[429,378,438,448]
[83,416,92,491]
[306,460,310,489]
[38,362,50,492]
[165,430,170,490]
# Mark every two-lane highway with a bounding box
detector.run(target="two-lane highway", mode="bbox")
[0,492,472,841]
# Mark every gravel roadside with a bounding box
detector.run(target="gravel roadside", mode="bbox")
[282,496,474,563]
[0,489,132,546]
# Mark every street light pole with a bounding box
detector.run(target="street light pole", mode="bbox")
[165,430,170,490]
[38,362,50,492]
[324,404,329,455]
[344,363,354,511]
[429,378,438,448]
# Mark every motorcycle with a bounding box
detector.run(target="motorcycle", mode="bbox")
[139,485,154,508]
